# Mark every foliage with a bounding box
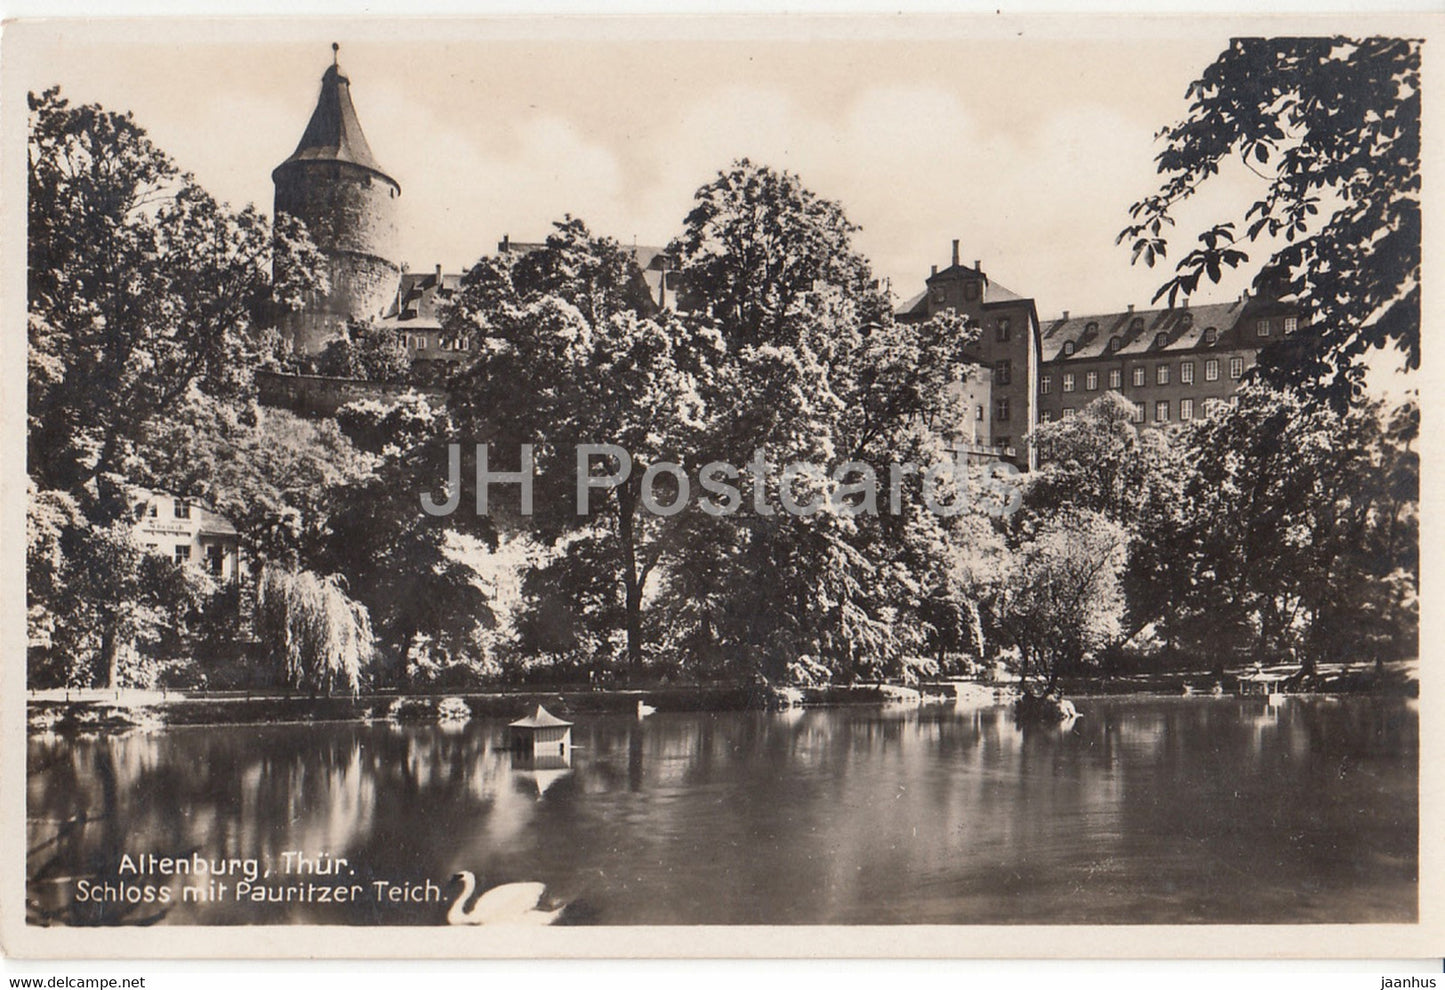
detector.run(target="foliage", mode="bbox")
[1025,392,1191,640]
[27,87,325,504]
[1160,387,1418,666]
[445,217,713,675]
[1120,38,1420,406]
[255,566,374,696]
[990,509,1129,691]
[134,397,371,568]
[311,319,413,383]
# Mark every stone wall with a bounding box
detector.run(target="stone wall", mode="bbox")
[256,370,444,418]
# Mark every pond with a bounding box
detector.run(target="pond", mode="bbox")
[26,695,1417,926]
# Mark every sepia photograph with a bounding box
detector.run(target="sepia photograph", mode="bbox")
[1,12,1434,957]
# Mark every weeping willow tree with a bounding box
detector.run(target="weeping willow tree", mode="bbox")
[256,566,374,696]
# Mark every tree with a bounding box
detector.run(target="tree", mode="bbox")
[444,218,711,676]
[1162,386,1418,669]
[134,397,371,568]
[27,87,324,505]
[322,395,496,684]
[990,510,1129,693]
[663,160,979,682]
[1025,392,1191,643]
[311,319,413,383]
[1120,38,1419,406]
[255,566,375,696]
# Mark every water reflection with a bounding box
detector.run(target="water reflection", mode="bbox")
[27,697,1416,926]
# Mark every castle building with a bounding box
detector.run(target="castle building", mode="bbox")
[273,45,402,356]
[1036,292,1297,427]
[897,243,1299,468]
[270,52,1296,463]
[896,240,1042,470]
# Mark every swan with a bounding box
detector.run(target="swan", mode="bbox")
[636,700,657,718]
[447,871,564,926]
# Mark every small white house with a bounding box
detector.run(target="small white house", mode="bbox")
[509,705,573,757]
[132,490,242,583]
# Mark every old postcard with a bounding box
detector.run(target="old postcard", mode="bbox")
[1,13,1439,959]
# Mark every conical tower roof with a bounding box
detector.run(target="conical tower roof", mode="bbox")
[274,45,398,189]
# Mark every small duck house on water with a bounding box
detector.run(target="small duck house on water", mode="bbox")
[509,705,572,757]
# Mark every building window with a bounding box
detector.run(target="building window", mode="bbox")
[1109,369,1122,390]
[174,500,191,520]
[146,502,158,518]
[417,336,427,350]
[1155,400,1170,423]
[1284,316,1298,334]
[1230,356,1245,380]
[1062,340,1075,357]
[975,404,984,421]
[1180,398,1194,421]
[1131,402,1146,424]
[1205,358,1220,382]
[1132,367,1145,388]
[174,545,191,564]
[1256,319,1270,337]
[1205,398,1226,417]
[1040,374,1052,395]
[1154,332,1168,348]
[1062,408,1076,420]
[206,545,224,578]
[1086,371,1099,391]
[1040,410,1053,423]
[964,282,980,302]
[1180,361,1195,385]
[1230,395,1240,407]
[995,435,1010,449]
[996,318,1011,342]
[995,359,1012,386]
[1204,327,1218,345]
[1156,364,1170,386]
[995,398,1010,422]
[1108,335,1121,352]
[1063,373,1076,393]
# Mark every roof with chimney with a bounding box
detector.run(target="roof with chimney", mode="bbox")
[274,45,398,189]
[378,268,464,329]
[1038,298,1264,362]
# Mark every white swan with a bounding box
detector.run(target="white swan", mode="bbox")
[447,871,564,926]
[636,700,657,718]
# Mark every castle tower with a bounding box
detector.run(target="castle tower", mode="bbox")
[273,45,401,355]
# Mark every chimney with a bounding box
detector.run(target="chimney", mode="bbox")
[1062,310,1069,321]
[1127,304,1135,313]
[974,260,981,271]
[931,265,938,277]
[952,240,960,267]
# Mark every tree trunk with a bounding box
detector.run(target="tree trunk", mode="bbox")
[617,486,644,681]
[101,623,120,691]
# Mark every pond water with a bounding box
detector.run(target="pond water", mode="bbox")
[26,696,1417,926]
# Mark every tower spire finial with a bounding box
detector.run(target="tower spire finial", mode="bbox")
[332,42,339,66]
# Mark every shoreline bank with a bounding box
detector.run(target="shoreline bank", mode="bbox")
[25,662,1417,732]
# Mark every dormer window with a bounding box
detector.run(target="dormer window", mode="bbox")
[1179,312,1194,329]
[1062,340,1076,357]
[1108,336,1121,352]
[1154,332,1168,348]
[1131,317,1145,333]
[1203,327,1218,345]
[1086,321,1099,335]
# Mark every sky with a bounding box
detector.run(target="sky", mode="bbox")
[7,18,1341,319]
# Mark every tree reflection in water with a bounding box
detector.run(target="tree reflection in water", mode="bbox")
[26,698,1417,926]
